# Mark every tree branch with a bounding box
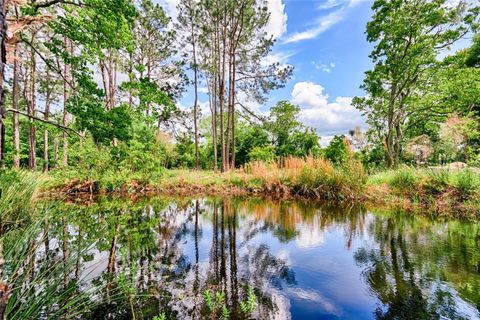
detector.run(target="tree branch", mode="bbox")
[5,108,82,137]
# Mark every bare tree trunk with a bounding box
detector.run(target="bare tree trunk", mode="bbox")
[192,27,200,170]
[43,80,51,172]
[108,52,115,110]
[230,53,236,169]
[128,51,133,108]
[211,75,218,173]
[28,42,37,170]
[63,38,71,166]
[225,53,232,172]
[219,32,227,172]
[53,137,59,168]
[12,43,20,168]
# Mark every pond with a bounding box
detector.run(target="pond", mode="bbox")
[43,197,480,319]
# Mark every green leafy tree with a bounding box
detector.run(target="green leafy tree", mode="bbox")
[324,135,350,165]
[268,101,320,158]
[353,0,479,167]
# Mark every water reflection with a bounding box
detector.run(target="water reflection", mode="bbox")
[40,197,480,319]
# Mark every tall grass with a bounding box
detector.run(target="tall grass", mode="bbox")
[242,156,367,200]
[0,170,103,319]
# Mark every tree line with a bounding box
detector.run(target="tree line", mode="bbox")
[0,0,296,174]
[0,0,479,174]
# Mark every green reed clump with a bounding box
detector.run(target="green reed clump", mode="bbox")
[389,167,417,192]
[294,157,367,200]
[0,170,39,226]
[0,170,104,319]
[455,169,479,198]
[424,170,451,195]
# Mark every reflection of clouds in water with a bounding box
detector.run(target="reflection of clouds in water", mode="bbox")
[268,290,292,320]
[287,287,341,316]
[277,249,291,262]
[295,217,326,248]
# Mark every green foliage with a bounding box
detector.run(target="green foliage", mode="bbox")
[174,134,197,168]
[239,286,257,314]
[389,167,417,192]
[203,289,230,319]
[120,77,176,122]
[248,145,276,162]
[425,170,451,194]
[152,314,166,320]
[294,158,367,200]
[268,101,320,158]
[455,169,479,198]
[0,170,39,225]
[353,0,479,167]
[69,101,132,145]
[235,123,270,165]
[324,135,350,165]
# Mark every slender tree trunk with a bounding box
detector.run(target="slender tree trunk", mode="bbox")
[211,75,218,173]
[230,53,236,169]
[28,43,37,170]
[128,51,133,108]
[63,38,71,166]
[0,0,6,169]
[225,52,232,172]
[192,28,200,170]
[53,137,59,168]
[12,44,20,168]
[107,223,120,273]
[385,88,396,168]
[43,87,51,172]
[219,28,227,172]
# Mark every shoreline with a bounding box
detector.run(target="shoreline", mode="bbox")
[42,173,480,220]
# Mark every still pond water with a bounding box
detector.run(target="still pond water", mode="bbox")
[51,197,480,319]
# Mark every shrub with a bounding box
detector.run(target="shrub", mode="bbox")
[248,145,276,162]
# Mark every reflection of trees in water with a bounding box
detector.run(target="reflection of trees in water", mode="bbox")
[355,214,480,319]
[64,197,369,319]
[239,199,367,250]
[43,197,480,319]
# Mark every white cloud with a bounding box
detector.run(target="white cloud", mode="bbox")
[283,0,362,44]
[283,10,343,44]
[263,50,295,66]
[265,0,288,39]
[317,0,344,10]
[312,61,336,73]
[290,81,365,134]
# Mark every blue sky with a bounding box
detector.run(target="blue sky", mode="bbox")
[160,0,375,141]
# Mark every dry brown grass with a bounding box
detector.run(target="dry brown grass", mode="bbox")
[240,156,367,200]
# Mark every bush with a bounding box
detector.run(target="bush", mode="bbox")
[248,146,276,162]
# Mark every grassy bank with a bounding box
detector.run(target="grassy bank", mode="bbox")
[39,157,480,218]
